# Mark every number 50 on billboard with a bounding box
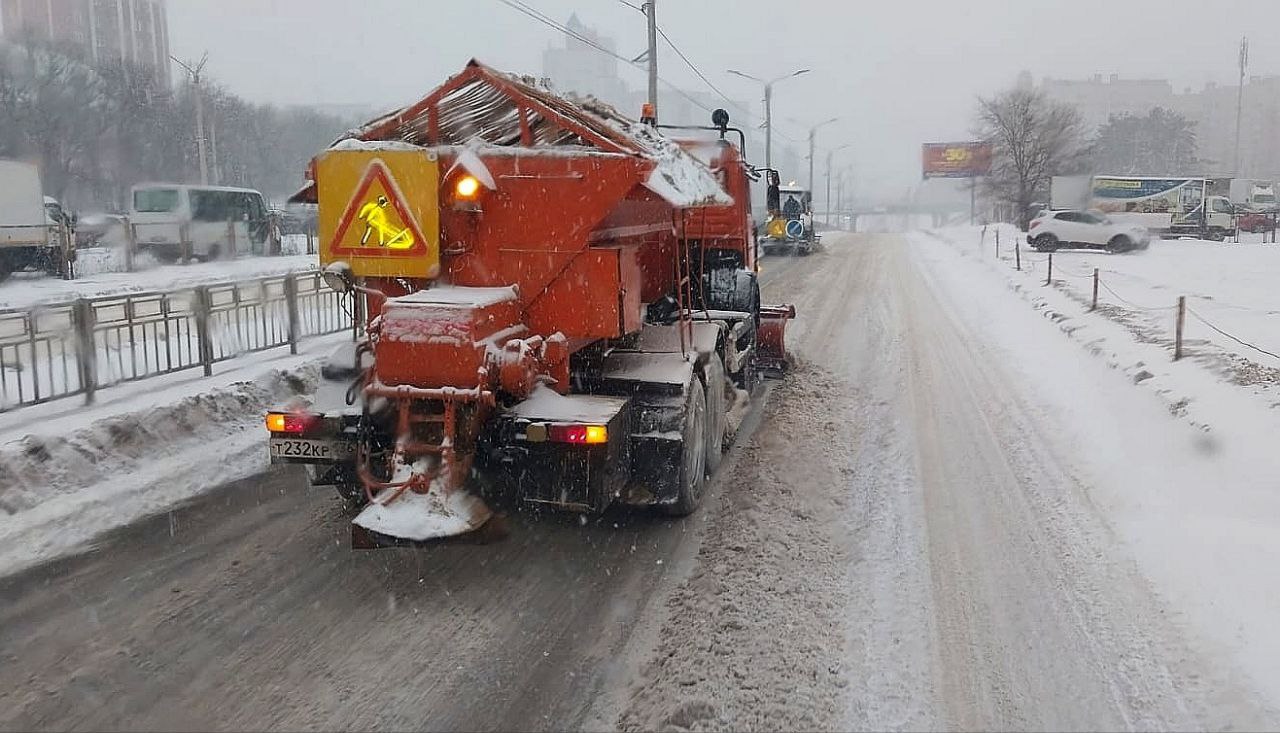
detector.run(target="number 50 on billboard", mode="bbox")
[922,142,993,179]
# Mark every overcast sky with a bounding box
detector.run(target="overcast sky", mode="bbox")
[168,0,1279,196]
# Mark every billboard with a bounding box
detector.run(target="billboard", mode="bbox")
[922,142,993,179]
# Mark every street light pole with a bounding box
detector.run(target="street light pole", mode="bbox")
[727,67,810,173]
[172,53,210,186]
[825,144,852,226]
[807,117,838,197]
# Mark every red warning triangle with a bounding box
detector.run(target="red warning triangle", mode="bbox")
[328,159,429,258]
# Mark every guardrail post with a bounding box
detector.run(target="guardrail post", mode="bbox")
[1175,296,1186,361]
[284,274,300,355]
[195,286,214,376]
[1015,237,1021,271]
[74,298,97,405]
[1045,252,1053,286]
[995,228,1000,259]
[1091,268,1099,311]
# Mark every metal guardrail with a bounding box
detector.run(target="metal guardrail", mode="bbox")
[0,271,349,413]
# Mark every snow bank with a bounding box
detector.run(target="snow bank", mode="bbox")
[0,342,339,576]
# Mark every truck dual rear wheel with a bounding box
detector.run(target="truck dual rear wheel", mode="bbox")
[664,379,707,516]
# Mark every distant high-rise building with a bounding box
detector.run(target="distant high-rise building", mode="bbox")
[1041,73,1280,178]
[0,0,171,86]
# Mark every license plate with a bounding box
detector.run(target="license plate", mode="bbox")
[269,438,355,462]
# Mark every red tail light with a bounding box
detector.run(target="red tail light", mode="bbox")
[1029,220,1041,230]
[547,424,608,444]
[266,412,321,434]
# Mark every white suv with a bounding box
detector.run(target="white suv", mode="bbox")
[1029,209,1151,252]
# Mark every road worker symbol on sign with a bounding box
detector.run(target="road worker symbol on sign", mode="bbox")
[327,158,429,258]
[358,195,415,249]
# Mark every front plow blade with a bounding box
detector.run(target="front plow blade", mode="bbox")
[758,303,797,373]
[353,480,493,542]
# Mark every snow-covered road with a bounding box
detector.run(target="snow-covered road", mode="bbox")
[1,233,1275,730]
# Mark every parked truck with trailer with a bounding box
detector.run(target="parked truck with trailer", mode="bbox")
[1051,174,1237,240]
[265,62,796,544]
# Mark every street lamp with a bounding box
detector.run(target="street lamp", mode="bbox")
[726,68,810,172]
[806,116,838,199]
[825,144,853,226]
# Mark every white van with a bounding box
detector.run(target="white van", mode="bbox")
[130,184,274,261]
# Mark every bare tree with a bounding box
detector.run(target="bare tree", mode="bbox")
[976,87,1087,228]
[0,38,351,211]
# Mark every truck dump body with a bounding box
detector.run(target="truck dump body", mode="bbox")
[273,61,795,542]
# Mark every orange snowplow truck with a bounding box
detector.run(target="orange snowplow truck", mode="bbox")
[268,61,795,544]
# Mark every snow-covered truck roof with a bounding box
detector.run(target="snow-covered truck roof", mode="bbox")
[294,60,729,208]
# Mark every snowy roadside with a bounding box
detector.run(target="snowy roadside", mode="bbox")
[0,333,346,576]
[923,225,1280,425]
[911,227,1280,710]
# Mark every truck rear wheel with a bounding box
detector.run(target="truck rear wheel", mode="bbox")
[664,380,707,516]
[703,358,727,475]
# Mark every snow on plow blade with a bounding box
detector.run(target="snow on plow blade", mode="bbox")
[757,304,797,372]
[353,459,492,543]
[353,486,492,542]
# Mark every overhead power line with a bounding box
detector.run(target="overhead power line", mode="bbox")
[495,0,726,118]
[495,0,802,144]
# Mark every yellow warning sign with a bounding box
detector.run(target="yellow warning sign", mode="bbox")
[317,149,440,279]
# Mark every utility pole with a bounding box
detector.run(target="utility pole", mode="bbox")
[209,102,220,186]
[764,84,773,171]
[172,53,210,186]
[645,1,658,121]
[1235,36,1249,175]
[836,170,847,228]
